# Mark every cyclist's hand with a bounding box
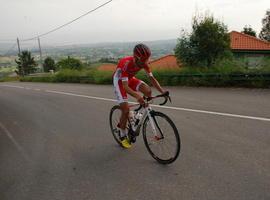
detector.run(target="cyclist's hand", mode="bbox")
[162,90,171,103]
[162,90,170,97]
[137,96,145,105]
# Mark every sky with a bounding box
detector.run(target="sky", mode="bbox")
[0,0,269,47]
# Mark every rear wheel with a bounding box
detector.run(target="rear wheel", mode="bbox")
[143,111,181,164]
[109,105,122,146]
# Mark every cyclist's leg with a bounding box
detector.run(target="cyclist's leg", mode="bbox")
[119,102,129,133]
[138,82,152,97]
[118,102,132,148]
[129,77,152,97]
[113,76,131,147]
[113,78,132,148]
[113,75,129,132]
[118,103,132,148]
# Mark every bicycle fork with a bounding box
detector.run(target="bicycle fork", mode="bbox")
[146,107,164,140]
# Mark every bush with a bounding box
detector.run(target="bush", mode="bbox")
[43,57,56,72]
[54,69,86,83]
[57,56,84,70]
[259,57,270,72]
[92,70,113,84]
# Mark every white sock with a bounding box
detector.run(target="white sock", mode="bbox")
[120,129,127,138]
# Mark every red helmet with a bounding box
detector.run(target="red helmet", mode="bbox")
[133,43,151,62]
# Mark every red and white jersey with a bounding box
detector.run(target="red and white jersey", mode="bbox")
[114,56,153,81]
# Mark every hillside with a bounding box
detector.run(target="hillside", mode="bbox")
[0,39,177,62]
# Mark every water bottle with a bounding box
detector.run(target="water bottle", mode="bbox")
[134,111,143,126]
[129,111,135,127]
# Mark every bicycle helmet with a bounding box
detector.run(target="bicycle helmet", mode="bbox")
[133,43,151,62]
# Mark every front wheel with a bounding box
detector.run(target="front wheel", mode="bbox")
[142,111,181,164]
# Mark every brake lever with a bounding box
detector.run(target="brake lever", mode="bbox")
[157,91,171,105]
[168,95,172,103]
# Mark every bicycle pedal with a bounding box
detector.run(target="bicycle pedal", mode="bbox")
[130,136,136,143]
[134,131,140,136]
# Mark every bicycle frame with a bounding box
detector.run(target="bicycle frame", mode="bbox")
[129,92,170,138]
[129,104,159,138]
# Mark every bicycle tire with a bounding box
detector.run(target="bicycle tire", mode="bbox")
[142,111,181,164]
[109,105,123,147]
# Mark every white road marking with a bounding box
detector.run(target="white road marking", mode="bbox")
[152,104,270,122]
[1,84,270,122]
[45,90,117,102]
[0,122,32,162]
[45,90,270,122]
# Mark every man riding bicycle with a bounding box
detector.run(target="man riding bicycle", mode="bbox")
[113,43,167,148]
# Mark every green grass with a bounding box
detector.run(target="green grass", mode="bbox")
[0,76,20,82]
[0,66,16,73]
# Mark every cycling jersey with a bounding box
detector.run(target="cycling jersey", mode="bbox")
[113,56,153,103]
[114,56,153,81]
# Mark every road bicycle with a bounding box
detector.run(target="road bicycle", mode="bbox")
[109,92,181,164]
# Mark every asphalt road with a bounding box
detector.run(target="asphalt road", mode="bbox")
[0,82,269,200]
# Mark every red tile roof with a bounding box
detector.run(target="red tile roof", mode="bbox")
[230,31,270,50]
[98,63,116,71]
[149,55,180,70]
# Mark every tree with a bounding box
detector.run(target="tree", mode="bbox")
[259,9,270,42]
[56,56,83,70]
[43,57,56,72]
[242,25,256,37]
[174,31,199,67]
[175,13,230,67]
[15,50,37,76]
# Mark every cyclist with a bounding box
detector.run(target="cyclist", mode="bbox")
[113,43,167,148]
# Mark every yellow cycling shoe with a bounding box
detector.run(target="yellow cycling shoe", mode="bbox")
[120,137,132,149]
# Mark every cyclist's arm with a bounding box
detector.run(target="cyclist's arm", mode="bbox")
[144,65,165,94]
[149,76,165,94]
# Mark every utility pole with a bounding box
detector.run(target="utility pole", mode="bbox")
[16,38,21,55]
[37,37,43,72]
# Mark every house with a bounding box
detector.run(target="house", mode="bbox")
[230,31,270,66]
[149,55,179,70]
